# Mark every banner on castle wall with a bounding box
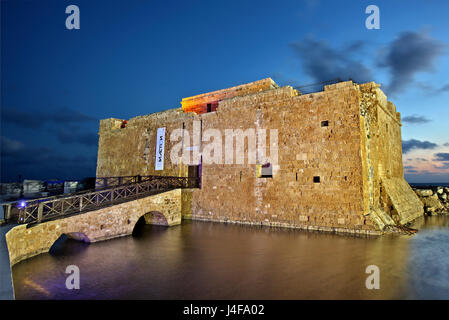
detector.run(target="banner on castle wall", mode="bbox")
[155,127,165,171]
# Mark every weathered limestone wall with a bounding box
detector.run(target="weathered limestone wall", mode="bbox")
[96,79,422,234]
[358,82,423,226]
[97,109,194,178]
[6,189,182,266]
[188,83,378,233]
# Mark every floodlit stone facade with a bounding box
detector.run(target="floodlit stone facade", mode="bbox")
[96,78,423,235]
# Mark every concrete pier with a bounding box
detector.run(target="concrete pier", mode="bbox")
[1,224,15,300]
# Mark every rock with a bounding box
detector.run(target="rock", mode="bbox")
[440,193,447,201]
[421,194,445,215]
[415,189,433,197]
[445,187,449,194]
[437,187,444,195]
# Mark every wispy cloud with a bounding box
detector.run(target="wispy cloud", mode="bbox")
[434,153,449,162]
[402,139,438,154]
[56,128,98,147]
[1,137,96,181]
[402,114,431,124]
[2,107,96,129]
[289,38,373,84]
[288,30,446,97]
[0,136,25,155]
[377,31,445,95]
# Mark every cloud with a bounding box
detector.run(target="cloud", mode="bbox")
[2,107,96,129]
[402,115,431,124]
[434,153,449,162]
[434,162,449,170]
[404,165,419,173]
[377,31,445,94]
[289,39,373,85]
[443,143,449,147]
[0,136,25,155]
[402,139,438,153]
[56,129,98,147]
[429,153,449,171]
[1,107,99,181]
[415,82,449,94]
[1,142,96,181]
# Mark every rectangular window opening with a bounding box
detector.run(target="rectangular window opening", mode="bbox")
[321,120,329,127]
[207,103,212,113]
[256,163,273,178]
[313,176,320,183]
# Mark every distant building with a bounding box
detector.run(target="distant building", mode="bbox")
[0,179,81,202]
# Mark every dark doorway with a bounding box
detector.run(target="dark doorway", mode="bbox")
[188,165,200,178]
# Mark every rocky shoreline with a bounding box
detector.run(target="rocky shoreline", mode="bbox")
[412,186,449,216]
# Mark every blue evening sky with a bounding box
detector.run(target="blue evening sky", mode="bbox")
[1,0,449,182]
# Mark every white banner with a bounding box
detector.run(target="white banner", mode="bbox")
[155,127,165,170]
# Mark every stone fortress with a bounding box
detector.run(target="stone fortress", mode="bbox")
[96,78,424,235]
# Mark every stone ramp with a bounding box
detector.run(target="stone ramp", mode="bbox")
[382,177,424,225]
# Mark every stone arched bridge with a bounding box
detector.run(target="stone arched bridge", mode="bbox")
[5,176,199,266]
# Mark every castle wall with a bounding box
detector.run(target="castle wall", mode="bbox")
[188,84,378,233]
[96,81,384,234]
[96,109,194,178]
[358,82,423,226]
[96,79,422,234]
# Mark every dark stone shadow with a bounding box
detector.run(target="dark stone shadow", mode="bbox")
[132,216,147,237]
[49,234,90,256]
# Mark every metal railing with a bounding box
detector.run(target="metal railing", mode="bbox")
[95,175,144,189]
[18,176,200,225]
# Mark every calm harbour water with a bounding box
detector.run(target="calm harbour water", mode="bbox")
[11,216,449,300]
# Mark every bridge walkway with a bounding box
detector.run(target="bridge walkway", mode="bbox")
[6,175,199,226]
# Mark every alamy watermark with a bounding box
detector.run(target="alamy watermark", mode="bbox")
[65,5,80,30]
[65,265,80,290]
[169,121,279,168]
[365,5,380,30]
[365,265,380,289]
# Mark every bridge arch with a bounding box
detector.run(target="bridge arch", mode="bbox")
[131,210,175,236]
[142,211,170,226]
[49,232,90,255]
[6,189,182,266]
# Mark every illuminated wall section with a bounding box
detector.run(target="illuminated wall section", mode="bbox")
[181,78,279,114]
